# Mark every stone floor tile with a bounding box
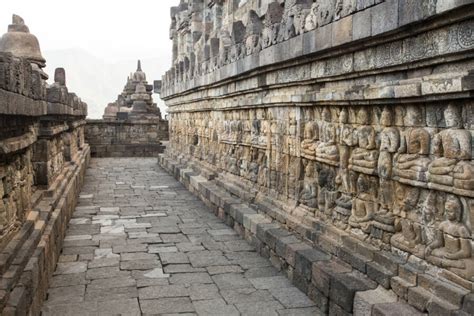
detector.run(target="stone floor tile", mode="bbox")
[85,286,138,301]
[189,283,220,301]
[88,277,136,289]
[160,252,189,264]
[138,284,188,299]
[270,287,316,309]
[206,265,244,275]
[192,298,239,316]
[169,272,213,285]
[53,262,88,275]
[221,287,275,304]
[140,297,195,314]
[46,285,85,304]
[97,298,141,316]
[249,276,294,290]
[235,300,285,316]
[212,273,253,290]
[120,259,161,270]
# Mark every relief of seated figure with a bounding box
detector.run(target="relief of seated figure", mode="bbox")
[299,160,318,209]
[316,107,339,165]
[349,108,379,175]
[426,194,472,270]
[390,184,424,257]
[301,122,319,159]
[349,175,377,234]
[428,104,472,192]
[393,107,431,185]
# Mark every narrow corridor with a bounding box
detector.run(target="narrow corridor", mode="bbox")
[41,158,319,316]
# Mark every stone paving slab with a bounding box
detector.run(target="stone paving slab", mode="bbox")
[41,158,319,315]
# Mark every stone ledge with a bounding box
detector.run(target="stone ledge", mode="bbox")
[0,145,90,315]
[0,89,47,117]
[157,152,466,315]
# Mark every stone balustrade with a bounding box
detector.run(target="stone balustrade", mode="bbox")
[0,23,90,315]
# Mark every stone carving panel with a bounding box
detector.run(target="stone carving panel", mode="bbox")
[167,100,474,281]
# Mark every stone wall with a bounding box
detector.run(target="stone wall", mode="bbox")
[0,52,90,315]
[160,0,474,314]
[85,119,168,157]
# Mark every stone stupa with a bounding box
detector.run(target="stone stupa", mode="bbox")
[0,14,48,80]
[103,60,162,121]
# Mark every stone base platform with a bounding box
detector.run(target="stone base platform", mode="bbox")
[1,145,91,315]
[159,152,474,316]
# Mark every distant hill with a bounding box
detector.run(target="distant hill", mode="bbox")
[43,48,167,119]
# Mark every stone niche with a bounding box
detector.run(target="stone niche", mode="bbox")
[160,0,474,315]
[0,15,90,315]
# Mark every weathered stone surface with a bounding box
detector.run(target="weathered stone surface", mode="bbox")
[41,159,319,315]
[0,18,90,314]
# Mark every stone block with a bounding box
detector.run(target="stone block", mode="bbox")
[256,222,280,242]
[353,8,372,40]
[332,15,353,46]
[329,271,378,312]
[436,0,473,13]
[294,247,330,281]
[372,302,426,316]
[353,286,398,316]
[275,235,301,258]
[285,242,313,267]
[264,228,292,250]
[312,259,352,297]
[407,286,430,312]
[371,0,399,36]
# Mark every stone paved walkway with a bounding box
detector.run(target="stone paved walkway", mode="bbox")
[41,158,319,316]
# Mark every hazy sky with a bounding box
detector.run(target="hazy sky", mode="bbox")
[0,0,176,62]
[0,0,177,118]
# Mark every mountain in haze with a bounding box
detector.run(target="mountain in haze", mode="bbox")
[43,48,168,119]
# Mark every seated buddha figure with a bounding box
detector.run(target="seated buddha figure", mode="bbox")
[349,108,378,175]
[390,184,424,257]
[349,174,377,233]
[301,122,319,160]
[316,107,339,165]
[393,106,431,184]
[426,194,472,269]
[299,160,318,209]
[428,104,472,190]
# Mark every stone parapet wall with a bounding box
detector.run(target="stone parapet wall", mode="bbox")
[0,52,90,315]
[85,119,168,157]
[161,0,474,314]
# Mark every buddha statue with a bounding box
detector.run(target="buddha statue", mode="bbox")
[349,174,377,234]
[393,106,431,185]
[426,195,472,270]
[316,107,339,165]
[0,15,47,80]
[390,183,424,257]
[299,159,318,209]
[428,104,472,191]
[349,108,378,175]
[301,122,319,159]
